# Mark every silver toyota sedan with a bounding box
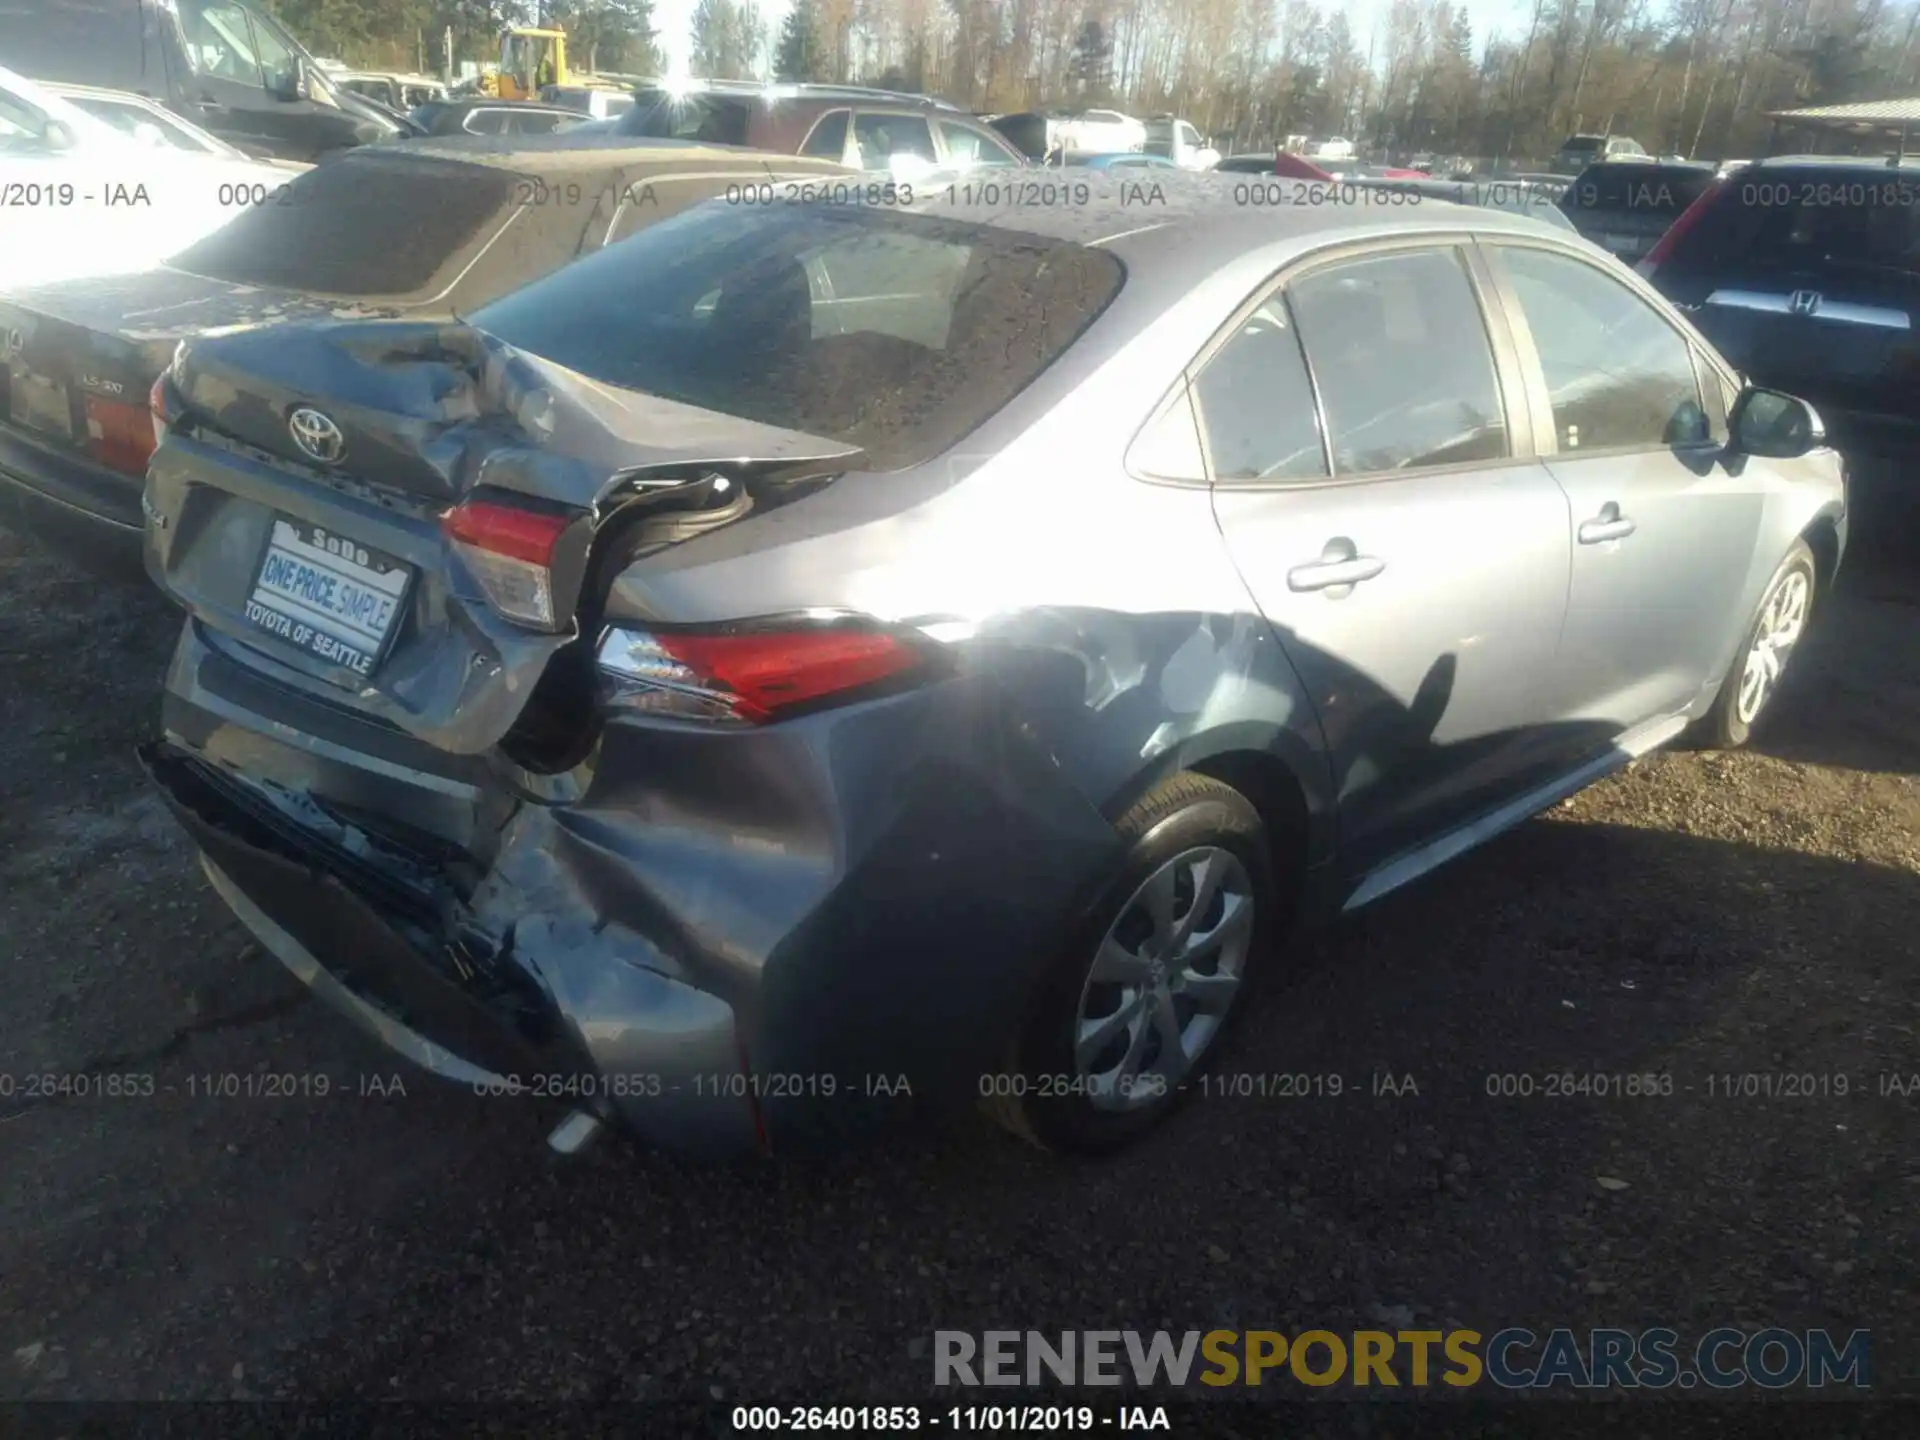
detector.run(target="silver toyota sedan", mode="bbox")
[139,176,1845,1158]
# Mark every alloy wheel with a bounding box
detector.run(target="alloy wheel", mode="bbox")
[1073,845,1256,1112]
[1735,568,1810,726]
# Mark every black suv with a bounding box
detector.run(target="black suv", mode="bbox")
[1558,159,1719,263]
[1639,155,1920,454]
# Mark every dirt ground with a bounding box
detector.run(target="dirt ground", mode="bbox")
[1,461,1916,1415]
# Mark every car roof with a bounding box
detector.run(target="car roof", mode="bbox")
[1745,152,1920,170]
[906,169,1571,257]
[388,131,855,176]
[421,98,582,116]
[635,80,964,111]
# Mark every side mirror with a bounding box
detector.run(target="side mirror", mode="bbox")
[266,63,308,103]
[43,119,77,151]
[131,120,170,149]
[1729,386,1825,459]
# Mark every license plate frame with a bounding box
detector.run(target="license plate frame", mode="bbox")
[244,516,414,683]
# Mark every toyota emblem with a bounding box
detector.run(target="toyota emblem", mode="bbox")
[288,406,345,465]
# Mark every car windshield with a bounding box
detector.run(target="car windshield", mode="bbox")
[468,201,1125,470]
[168,151,519,296]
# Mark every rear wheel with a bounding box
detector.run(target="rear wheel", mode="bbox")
[988,773,1278,1155]
[1694,538,1816,749]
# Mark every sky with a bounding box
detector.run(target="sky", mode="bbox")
[650,0,1537,78]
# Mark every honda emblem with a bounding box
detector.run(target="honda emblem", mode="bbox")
[1788,289,1823,318]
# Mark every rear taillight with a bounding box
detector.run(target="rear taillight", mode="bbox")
[596,618,938,725]
[443,497,576,630]
[1637,178,1724,279]
[85,393,157,477]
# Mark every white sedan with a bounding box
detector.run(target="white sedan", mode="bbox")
[0,65,298,292]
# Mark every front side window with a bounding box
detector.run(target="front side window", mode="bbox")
[851,113,936,172]
[462,109,507,135]
[937,119,1019,167]
[1496,244,1710,451]
[1287,248,1508,474]
[178,1,265,85]
[1191,296,1328,482]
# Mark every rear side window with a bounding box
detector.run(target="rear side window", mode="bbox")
[462,109,506,135]
[469,204,1125,469]
[1564,164,1716,216]
[168,153,516,296]
[1191,297,1327,482]
[1665,169,1920,275]
[1497,246,1711,451]
[1287,248,1508,474]
[506,110,570,136]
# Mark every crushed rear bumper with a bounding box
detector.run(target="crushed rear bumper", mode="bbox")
[140,739,766,1157]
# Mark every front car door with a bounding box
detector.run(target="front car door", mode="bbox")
[1203,241,1574,882]
[172,0,327,159]
[1480,239,1762,738]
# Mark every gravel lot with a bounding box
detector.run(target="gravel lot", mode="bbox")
[2,463,1917,1414]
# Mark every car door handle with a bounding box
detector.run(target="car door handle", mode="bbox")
[1287,541,1386,593]
[1578,504,1636,545]
[195,99,229,115]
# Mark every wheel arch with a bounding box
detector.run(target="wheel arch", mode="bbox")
[1105,722,1336,884]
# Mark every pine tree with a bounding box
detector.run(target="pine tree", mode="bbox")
[775,0,824,82]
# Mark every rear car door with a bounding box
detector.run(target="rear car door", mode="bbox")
[1644,167,1919,442]
[1204,242,1573,879]
[1483,239,1761,735]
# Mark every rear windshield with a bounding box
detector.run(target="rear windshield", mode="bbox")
[169,152,515,296]
[1666,167,1920,275]
[1560,137,1605,154]
[468,202,1126,470]
[1563,163,1717,215]
[623,90,751,146]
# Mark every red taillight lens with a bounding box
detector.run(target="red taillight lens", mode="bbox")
[442,498,575,630]
[84,393,157,477]
[1638,178,1724,278]
[596,620,933,725]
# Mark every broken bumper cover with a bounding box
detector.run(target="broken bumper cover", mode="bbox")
[140,741,765,1157]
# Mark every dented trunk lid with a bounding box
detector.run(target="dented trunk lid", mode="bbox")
[145,317,863,756]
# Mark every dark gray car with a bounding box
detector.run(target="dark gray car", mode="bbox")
[139,175,1846,1159]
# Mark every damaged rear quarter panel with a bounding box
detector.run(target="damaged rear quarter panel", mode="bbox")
[470,669,1126,1143]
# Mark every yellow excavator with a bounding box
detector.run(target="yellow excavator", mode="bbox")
[485,27,569,100]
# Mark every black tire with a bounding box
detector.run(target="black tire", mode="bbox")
[986,772,1279,1155]
[1691,538,1817,750]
